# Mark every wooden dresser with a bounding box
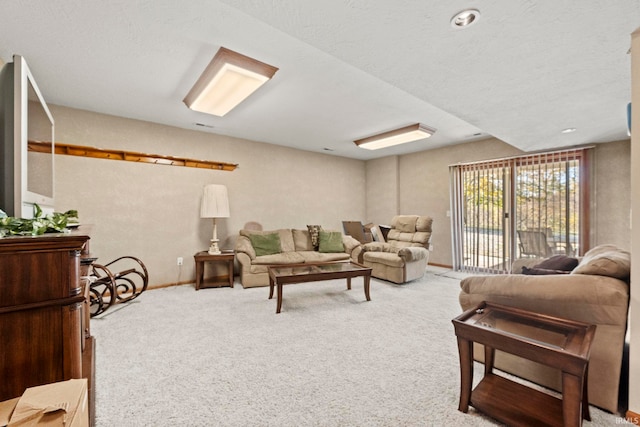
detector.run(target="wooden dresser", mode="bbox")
[0,231,95,422]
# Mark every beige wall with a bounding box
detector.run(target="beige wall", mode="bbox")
[365,137,631,267]
[51,105,366,287]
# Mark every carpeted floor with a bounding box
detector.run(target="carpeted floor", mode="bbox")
[91,267,623,426]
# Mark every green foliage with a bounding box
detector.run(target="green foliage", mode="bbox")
[0,204,78,237]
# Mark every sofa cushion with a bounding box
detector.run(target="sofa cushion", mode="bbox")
[533,255,579,271]
[363,251,405,268]
[572,244,630,280]
[251,252,305,265]
[298,251,350,263]
[249,232,281,256]
[307,225,322,250]
[318,230,345,253]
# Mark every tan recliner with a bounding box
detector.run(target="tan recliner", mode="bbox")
[354,215,433,284]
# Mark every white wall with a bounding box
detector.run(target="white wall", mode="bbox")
[51,105,366,287]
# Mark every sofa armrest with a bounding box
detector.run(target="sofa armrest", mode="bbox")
[459,274,629,326]
[234,235,256,260]
[397,246,428,262]
[342,235,362,255]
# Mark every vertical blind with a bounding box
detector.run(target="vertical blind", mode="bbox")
[450,147,590,274]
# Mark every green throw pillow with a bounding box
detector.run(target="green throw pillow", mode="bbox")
[249,233,282,256]
[318,230,345,253]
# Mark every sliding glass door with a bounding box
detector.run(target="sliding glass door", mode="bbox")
[450,148,589,274]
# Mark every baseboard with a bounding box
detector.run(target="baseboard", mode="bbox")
[626,410,640,425]
[428,262,453,269]
[147,279,196,290]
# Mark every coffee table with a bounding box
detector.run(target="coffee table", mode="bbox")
[452,302,596,427]
[268,261,372,313]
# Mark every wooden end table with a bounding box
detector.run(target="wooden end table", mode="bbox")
[452,301,596,427]
[194,251,234,290]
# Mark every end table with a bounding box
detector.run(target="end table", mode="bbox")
[194,251,234,290]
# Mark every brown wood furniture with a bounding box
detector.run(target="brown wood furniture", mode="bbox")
[194,251,235,290]
[268,261,372,314]
[452,301,596,427]
[0,231,95,424]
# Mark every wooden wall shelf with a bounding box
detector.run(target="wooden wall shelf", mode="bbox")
[28,141,238,171]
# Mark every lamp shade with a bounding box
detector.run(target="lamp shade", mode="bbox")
[200,184,230,218]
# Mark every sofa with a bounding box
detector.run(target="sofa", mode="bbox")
[235,228,362,288]
[458,244,630,413]
[352,215,432,284]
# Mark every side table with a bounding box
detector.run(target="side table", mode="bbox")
[452,301,596,427]
[194,251,235,290]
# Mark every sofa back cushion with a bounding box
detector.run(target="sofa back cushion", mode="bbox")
[239,229,296,253]
[572,244,630,280]
[387,215,433,248]
[292,229,314,251]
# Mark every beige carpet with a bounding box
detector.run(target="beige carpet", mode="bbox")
[91,267,623,426]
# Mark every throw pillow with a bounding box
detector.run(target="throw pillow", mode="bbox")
[533,255,579,272]
[248,232,282,257]
[522,266,571,275]
[307,225,322,250]
[572,245,630,279]
[318,230,345,253]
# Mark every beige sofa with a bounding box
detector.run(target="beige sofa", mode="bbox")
[352,215,432,284]
[459,244,630,413]
[235,228,361,288]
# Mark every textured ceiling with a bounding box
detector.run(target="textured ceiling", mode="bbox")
[0,1,638,160]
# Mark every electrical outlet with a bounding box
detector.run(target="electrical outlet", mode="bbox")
[177,257,183,266]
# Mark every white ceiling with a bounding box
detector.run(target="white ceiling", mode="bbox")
[1,1,638,160]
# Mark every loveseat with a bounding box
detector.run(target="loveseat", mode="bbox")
[459,244,630,413]
[352,215,432,283]
[235,228,361,288]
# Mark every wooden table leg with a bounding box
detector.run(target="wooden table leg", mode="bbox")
[268,275,275,299]
[195,260,203,291]
[228,259,234,288]
[364,275,371,301]
[276,282,283,314]
[457,337,473,413]
[582,364,591,421]
[562,372,582,427]
[346,277,352,290]
[484,345,495,376]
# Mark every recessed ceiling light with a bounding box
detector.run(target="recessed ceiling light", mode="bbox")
[451,9,480,29]
[561,128,577,134]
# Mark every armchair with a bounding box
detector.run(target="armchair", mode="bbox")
[354,215,433,283]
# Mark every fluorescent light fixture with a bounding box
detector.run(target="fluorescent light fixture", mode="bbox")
[354,123,436,150]
[184,47,278,117]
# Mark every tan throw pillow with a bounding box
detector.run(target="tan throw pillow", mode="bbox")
[572,245,630,279]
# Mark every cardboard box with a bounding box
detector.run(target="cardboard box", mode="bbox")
[0,379,88,427]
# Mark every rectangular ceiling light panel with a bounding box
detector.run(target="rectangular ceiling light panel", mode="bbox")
[184,47,278,117]
[354,123,436,150]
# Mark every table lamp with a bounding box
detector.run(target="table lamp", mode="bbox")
[200,184,230,254]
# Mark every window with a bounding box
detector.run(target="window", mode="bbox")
[450,148,590,274]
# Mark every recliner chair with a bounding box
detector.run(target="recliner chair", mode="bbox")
[354,215,433,283]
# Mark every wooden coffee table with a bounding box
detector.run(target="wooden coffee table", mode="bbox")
[452,301,596,427]
[268,261,372,313]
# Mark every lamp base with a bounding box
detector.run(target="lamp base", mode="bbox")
[208,239,221,255]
